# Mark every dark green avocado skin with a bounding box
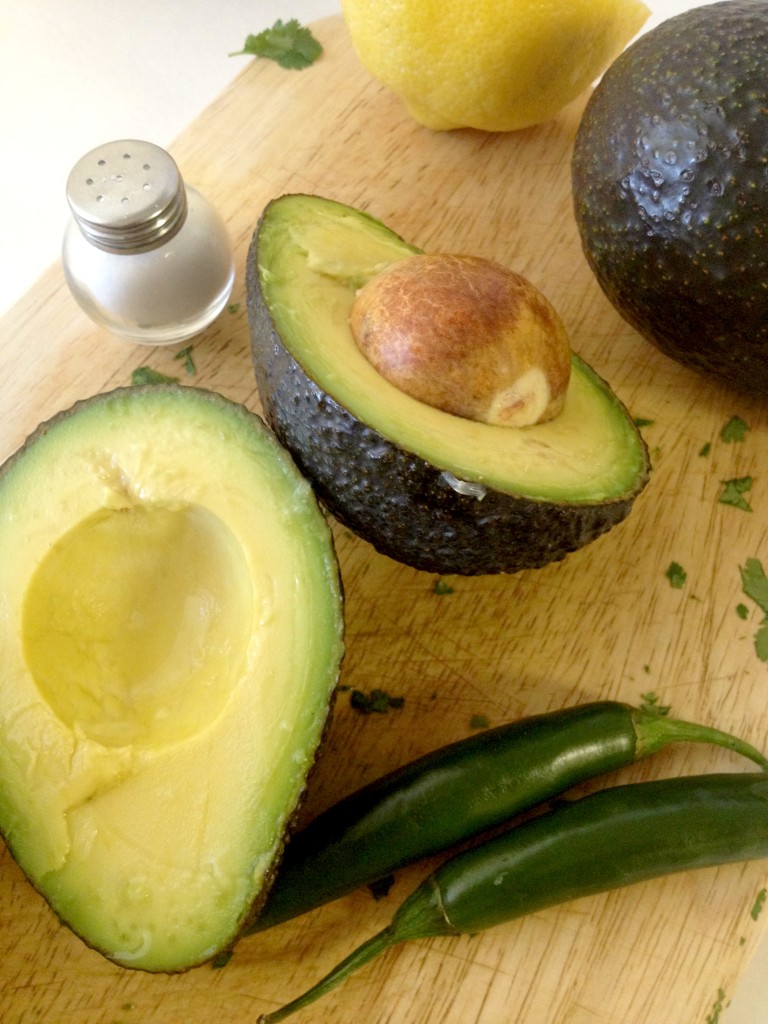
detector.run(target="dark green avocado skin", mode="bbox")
[572,0,768,397]
[245,220,641,577]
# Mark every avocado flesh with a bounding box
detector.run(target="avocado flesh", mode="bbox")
[0,386,343,971]
[256,196,646,503]
[572,0,768,396]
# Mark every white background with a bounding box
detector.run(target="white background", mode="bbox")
[1,1,765,1020]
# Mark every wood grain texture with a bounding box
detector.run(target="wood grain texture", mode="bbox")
[1,15,767,1024]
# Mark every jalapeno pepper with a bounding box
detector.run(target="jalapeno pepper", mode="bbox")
[258,771,768,1023]
[249,700,768,932]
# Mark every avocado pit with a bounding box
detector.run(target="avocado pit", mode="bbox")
[349,254,571,427]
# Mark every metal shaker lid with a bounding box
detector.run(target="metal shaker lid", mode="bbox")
[66,139,187,253]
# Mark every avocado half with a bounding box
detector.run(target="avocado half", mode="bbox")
[0,385,343,971]
[246,194,649,576]
[572,0,768,396]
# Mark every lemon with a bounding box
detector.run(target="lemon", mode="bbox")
[341,0,650,132]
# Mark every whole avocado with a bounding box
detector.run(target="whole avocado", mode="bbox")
[572,0,768,397]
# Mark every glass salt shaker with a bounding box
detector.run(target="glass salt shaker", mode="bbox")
[62,139,234,345]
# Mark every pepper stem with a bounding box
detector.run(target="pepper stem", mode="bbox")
[634,709,768,769]
[257,925,400,1023]
[257,877,454,1022]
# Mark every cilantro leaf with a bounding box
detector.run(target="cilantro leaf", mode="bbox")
[698,441,712,457]
[640,692,671,716]
[665,561,687,589]
[230,19,323,70]
[720,415,749,443]
[706,988,726,1024]
[756,625,768,662]
[739,559,768,664]
[741,559,768,613]
[433,578,455,595]
[751,888,768,921]
[131,367,178,386]
[719,476,753,511]
[350,688,405,714]
[174,345,196,375]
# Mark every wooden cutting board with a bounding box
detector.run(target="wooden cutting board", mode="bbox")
[2,15,767,1024]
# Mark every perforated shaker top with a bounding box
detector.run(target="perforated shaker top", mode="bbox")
[66,139,187,252]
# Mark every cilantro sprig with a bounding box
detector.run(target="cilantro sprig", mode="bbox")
[230,19,323,70]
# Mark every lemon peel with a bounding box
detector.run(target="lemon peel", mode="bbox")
[341,0,651,132]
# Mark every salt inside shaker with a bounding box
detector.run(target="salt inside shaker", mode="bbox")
[62,140,234,345]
